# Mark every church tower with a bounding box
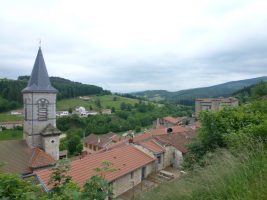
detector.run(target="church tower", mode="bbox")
[22,47,60,160]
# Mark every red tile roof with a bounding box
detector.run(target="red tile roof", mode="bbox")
[84,132,118,148]
[133,125,188,143]
[155,131,197,153]
[36,145,155,189]
[171,125,188,133]
[163,116,179,124]
[139,140,165,154]
[0,140,56,174]
[29,148,55,169]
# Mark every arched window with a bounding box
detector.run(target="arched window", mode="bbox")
[37,98,49,121]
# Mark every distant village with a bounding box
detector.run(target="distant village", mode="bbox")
[0,48,239,199]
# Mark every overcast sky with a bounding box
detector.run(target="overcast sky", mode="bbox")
[0,0,267,92]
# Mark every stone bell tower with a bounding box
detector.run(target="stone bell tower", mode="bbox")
[21,47,60,160]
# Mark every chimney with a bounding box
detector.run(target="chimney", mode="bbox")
[167,128,173,134]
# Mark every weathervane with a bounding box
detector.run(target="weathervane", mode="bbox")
[39,39,41,48]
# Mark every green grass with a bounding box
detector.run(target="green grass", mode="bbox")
[57,95,139,111]
[139,145,267,200]
[0,114,23,122]
[0,130,23,140]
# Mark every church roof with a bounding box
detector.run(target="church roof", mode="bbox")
[29,148,56,169]
[40,124,61,137]
[0,140,55,174]
[22,48,58,93]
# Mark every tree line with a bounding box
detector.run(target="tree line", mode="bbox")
[0,76,110,112]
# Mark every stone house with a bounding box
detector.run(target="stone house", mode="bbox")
[84,132,121,152]
[0,121,23,130]
[154,116,180,128]
[36,145,155,197]
[101,109,112,114]
[195,97,238,116]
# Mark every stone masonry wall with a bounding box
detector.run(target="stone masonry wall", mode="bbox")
[23,92,56,148]
[112,168,142,197]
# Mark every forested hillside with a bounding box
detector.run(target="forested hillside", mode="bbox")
[233,81,267,103]
[133,76,267,105]
[0,76,110,112]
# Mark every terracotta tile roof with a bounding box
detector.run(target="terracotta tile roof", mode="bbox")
[29,148,55,169]
[133,125,188,143]
[139,139,165,154]
[163,116,179,124]
[102,139,129,151]
[133,127,167,143]
[0,140,55,174]
[84,132,117,148]
[0,140,31,174]
[155,131,197,153]
[35,145,155,189]
[171,125,188,133]
[133,132,153,142]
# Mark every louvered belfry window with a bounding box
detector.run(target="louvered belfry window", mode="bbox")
[37,99,49,121]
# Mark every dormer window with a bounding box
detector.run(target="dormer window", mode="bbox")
[37,98,49,121]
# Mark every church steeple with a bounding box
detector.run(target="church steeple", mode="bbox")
[22,48,57,93]
[22,47,60,160]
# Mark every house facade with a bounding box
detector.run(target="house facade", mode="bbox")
[195,97,238,116]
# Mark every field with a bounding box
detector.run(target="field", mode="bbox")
[0,130,23,140]
[57,95,139,111]
[0,114,23,122]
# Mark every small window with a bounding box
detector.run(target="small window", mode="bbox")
[37,99,49,121]
[131,171,134,179]
[24,105,27,121]
[157,155,161,164]
[24,99,28,121]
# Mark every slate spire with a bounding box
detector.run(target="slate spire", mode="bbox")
[22,47,57,93]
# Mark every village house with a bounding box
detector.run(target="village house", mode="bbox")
[79,96,91,101]
[101,108,112,115]
[195,97,238,116]
[0,47,60,174]
[36,145,155,197]
[83,132,121,153]
[74,106,99,117]
[74,106,88,117]
[10,110,23,115]
[56,111,69,117]
[0,121,23,130]
[154,116,191,128]
[132,125,196,170]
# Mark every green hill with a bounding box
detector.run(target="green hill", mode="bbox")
[233,81,267,103]
[133,76,267,105]
[57,95,139,111]
[0,76,110,112]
